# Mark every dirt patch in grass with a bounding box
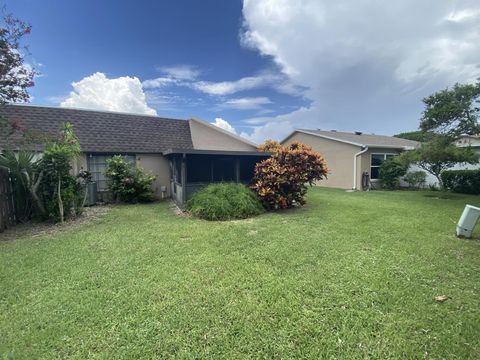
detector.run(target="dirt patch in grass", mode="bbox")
[169,201,191,218]
[0,205,112,242]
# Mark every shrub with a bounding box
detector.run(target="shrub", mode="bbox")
[379,157,408,190]
[403,171,427,189]
[252,141,328,210]
[441,169,480,195]
[105,155,156,203]
[187,183,264,221]
[37,122,82,222]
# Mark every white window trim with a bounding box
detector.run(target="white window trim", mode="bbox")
[370,153,397,181]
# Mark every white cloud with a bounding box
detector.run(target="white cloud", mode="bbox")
[192,75,269,95]
[241,0,480,142]
[221,97,272,110]
[142,77,178,89]
[191,70,301,96]
[157,64,201,80]
[61,72,157,115]
[211,117,237,133]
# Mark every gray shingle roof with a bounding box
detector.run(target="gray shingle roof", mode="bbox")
[0,104,193,153]
[297,129,419,148]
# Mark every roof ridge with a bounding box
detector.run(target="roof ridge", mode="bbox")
[305,129,400,138]
[5,103,186,122]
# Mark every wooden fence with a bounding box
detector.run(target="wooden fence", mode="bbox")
[0,169,16,232]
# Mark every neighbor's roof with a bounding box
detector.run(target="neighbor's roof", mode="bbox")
[285,129,419,149]
[0,104,193,153]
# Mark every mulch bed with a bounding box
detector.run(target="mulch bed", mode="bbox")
[0,205,112,242]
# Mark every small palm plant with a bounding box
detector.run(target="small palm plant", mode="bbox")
[0,149,45,221]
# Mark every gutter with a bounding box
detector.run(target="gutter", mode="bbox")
[353,146,368,190]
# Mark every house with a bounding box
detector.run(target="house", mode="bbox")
[455,135,480,152]
[0,104,269,206]
[281,129,419,190]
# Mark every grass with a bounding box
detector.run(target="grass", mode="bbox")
[1,188,479,359]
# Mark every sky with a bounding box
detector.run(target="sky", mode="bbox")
[4,0,480,143]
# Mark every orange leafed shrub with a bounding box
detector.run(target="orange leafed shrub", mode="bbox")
[251,141,329,210]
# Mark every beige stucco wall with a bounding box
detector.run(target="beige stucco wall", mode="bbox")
[136,153,171,198]
[189,119,256,151]
[282,132,362,189]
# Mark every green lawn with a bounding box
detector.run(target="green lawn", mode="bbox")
[1,188,480,359]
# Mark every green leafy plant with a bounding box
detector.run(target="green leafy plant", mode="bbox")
[441,169,480,195]
[0,149,44,221]
[187,183,264,221]
[37,122,81,222]
[76,169,93,209]
[403,171,427,190]
[252,141,328,210]
[420,81,480,139]
[378,157,408,190]
[105,155,156,203]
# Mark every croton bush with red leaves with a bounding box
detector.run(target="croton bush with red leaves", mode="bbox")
[251,141,329,210]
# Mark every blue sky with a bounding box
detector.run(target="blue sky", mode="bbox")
[4,0,480,143]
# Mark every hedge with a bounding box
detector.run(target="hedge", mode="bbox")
[187,183,264,221]
[441,169,480,195]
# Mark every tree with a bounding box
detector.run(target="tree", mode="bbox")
[419,81,480,139]
[0,9,35,105]
[399,136,479,190]
[394,130,435,143]
[252,142,328,210]
[378,157,408,190]
[38,123,80,223]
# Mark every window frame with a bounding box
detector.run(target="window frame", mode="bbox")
[370,153,397,180]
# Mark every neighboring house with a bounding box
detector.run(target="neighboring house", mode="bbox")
[0,104,269,206]
[417,134,480,187]
[281,129,418,190]
[455,135,480,152]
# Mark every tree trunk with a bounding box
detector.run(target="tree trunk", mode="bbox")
[29,171,46,215]
[435,173,444,191]
[57,179,64,223]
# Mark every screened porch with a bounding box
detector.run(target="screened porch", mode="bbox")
[164,149,270,206]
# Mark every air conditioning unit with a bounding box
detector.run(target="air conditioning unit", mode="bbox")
[456,204,480,238]
[86,182,97,206]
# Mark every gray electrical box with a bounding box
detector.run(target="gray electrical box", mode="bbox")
[86,182,97,206]
[456,204,480,238]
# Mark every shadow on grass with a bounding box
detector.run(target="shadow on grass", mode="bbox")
[424,194,465,200]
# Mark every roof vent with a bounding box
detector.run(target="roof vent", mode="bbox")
[354,131,363,135]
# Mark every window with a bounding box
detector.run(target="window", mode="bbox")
[87,154,135,191]
[370,153,395,180]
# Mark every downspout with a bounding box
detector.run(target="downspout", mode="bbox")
[353,146,368,190]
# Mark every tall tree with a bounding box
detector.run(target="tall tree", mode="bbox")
[0,9,35,105]
[420,81,480,139]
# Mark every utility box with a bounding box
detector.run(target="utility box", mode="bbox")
[86,182,97,206]
[456,204,480,238]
